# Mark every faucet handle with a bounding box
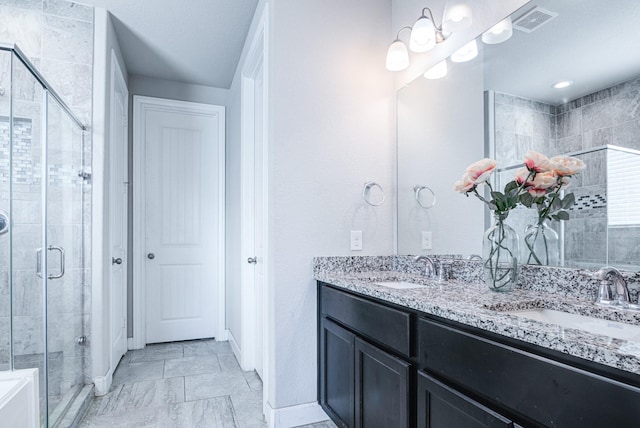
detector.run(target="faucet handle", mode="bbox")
[437,261,450,282]
[596,280,613,304]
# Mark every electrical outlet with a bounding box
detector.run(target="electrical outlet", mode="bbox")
[351,230,363,251]
[421,231,433,250]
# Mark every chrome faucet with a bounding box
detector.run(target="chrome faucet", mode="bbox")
[592,267,631,306]
[414,255,437,279]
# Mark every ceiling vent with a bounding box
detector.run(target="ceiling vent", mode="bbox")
[513,6,558,33]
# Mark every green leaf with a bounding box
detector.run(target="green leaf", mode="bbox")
[551,197,563,211]
[562,193,576,209]
[504,181,519,193]
[519,192,534,207]
[491,191,504,201]
[556,210,570,221]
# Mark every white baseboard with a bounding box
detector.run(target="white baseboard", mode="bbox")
[265,401,330,428]
[93,369,113,396]
[217,328,229,342]
[227,329,241,361]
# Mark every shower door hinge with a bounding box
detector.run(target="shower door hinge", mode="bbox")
[78,170,92,180]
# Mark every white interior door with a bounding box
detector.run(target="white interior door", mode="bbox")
[110,52,128,367]
[253,64,265,378]
[143,100,222,344]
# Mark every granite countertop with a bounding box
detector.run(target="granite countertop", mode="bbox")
[315,269,640,375]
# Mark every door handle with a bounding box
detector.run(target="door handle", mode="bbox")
[37,246,65,279]
[112,257,123,265]
[147,253,155,260]
[247,257,257,264]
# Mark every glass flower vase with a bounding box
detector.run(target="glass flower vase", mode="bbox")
[483,213,519,292]
[522,220,559,266]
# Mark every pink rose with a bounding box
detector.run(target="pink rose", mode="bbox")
[514,168,533,185]
[528,171,558,196]
[524,151,554,173]
[551,155,586,176]
[453,172,475,193]
[465,158,497,184]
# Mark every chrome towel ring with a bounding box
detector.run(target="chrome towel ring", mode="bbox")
[362,181,385,206]
[414,185,436,209]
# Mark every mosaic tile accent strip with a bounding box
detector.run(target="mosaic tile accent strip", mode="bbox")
[571,193,607,210]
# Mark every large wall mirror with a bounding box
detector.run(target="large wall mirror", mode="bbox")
[397,0,640,270]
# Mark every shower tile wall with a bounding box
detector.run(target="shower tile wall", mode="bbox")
[0,0,94,403]
[494,75,640,268]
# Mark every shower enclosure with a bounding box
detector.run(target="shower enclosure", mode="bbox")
[0,44,90,427]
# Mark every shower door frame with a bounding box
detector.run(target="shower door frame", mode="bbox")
[2,43,88,428]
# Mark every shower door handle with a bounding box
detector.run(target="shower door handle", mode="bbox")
[36,246,65,279]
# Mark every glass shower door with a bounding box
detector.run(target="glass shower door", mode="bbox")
[45,95,87,425]
[8,49,47,424]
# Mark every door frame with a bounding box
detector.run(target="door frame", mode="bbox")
[239,32,265,371]
[132,95,226,349]
[109,49,129,368]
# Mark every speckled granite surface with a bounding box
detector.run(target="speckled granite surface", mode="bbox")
[313,256,640,375]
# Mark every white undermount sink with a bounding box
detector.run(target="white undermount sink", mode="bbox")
[375,281,425,290]
[508,308,640,343]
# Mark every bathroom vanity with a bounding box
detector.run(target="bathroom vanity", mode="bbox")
[315,257,640,428]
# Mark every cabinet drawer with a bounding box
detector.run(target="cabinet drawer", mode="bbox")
[321,285,411,357]
[417,371,514,428]
[419,317,640,427]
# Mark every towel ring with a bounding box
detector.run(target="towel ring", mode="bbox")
[362,181,385,206]
[414,185,436,209]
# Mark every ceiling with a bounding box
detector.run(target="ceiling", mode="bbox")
[483,0,640,105]
[81,0,259,88]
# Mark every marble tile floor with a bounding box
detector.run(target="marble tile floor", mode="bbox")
[79,339,337,428]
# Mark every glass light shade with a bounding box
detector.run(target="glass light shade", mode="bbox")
[409,16,436,53]
[442,1,473,32]
[482,17,513,44]
[424,60,448,79]
[451,39,478,63]
[386,40,409,71]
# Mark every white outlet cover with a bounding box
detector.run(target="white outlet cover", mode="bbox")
[421,231,433,250]
[351,230,363,251]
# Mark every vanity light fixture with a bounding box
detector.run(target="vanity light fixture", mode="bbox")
[451,39,478,63]
[442,0,473,32]
[386,1,473,71]
[424,60,448,79]
[482,16,513,44]
[386,26,412,71]
[552,80,573,89]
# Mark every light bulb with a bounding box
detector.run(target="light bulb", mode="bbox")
[424,60,448,79]
[409,16,436,53]
[482,16,513,44]
[451,39,478,63]
[443,1,473,33]
[386,40,409,71]
[552,81,573,89]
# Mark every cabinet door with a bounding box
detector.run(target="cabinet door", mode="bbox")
[417,371,514,428]
[355,337,411,428]
[320,318,355,428]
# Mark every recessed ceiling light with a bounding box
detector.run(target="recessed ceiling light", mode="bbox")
[552,80,573,89]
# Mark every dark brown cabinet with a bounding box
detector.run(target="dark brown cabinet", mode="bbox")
[320,318,355,428]
[355,338,411,428]
[417,371,514,428]
[318,282,640,428]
